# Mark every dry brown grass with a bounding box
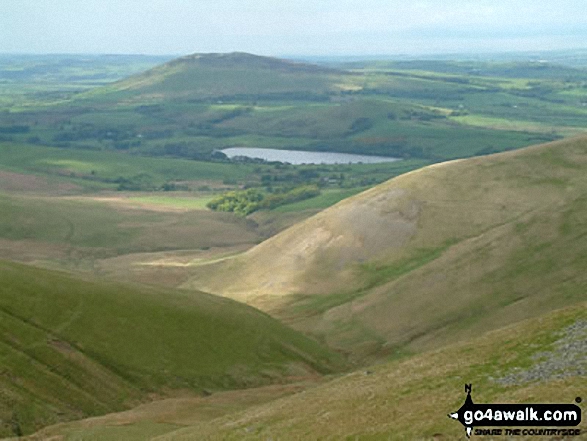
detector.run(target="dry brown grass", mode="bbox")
[93,245,253,288]
[17,382,323,441]
[0,170,81,194]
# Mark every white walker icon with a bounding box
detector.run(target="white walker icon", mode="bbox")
[448,384,474,438]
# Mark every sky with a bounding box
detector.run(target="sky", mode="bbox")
[1,0,586,56]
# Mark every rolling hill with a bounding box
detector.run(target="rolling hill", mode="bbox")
[185,136,587,360]
[0,260,343,438]
[17,301,586,440]
[80,52,343,103]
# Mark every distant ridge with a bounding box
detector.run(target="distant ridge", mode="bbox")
[84,51,343,101]
[166,52,340,74]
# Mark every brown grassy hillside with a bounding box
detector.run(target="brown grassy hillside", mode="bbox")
[185,137,587,360]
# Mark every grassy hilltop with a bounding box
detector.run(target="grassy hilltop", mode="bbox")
[89,52,341,101]
[0,261,343,438]
[187,136,587,361]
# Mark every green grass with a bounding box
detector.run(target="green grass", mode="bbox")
[213,96,546,159]
[361,240,459,289]
[451,114,586,136]
[127,195,214,210]
[61,422,183,441]
[44,301,584,441]
[290,242,458,316]
[0,193,138,248]
[0,260,344,438]
[90,53,338,100]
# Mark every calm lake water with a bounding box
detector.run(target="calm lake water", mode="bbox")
[221,147,401,165]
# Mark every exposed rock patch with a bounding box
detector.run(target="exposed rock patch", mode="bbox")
[493,319,587,386]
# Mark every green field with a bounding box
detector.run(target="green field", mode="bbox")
[0,191,259,251]
[127,195,213,210]
[151,302,587,441]
[0,142,258,192]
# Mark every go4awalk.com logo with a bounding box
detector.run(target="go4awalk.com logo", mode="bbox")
[448,384,582,438]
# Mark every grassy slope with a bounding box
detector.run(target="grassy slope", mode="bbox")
[0,261,343,437]
[218,98,540,159]
[153,302,586,441]
[18,302,586,440]
[186,137,587,360]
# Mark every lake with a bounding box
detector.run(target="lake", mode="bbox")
[220,148,401,165]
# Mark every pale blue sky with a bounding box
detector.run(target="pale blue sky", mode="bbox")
[1,0,586,56]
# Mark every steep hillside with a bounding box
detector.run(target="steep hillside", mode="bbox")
[81,52,342,102]
[186,136,587,359]
[19,302,586,440]
[0,261,343,438]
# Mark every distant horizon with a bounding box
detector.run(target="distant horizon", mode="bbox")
[2,46,587,60]
[2,1,587,57]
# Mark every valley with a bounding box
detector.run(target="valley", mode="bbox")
[0,51,585,439]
